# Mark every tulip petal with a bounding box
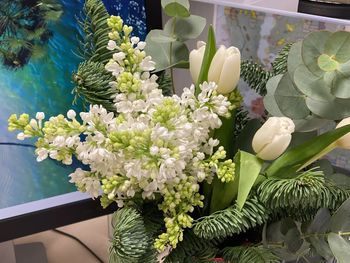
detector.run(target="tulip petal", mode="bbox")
[208,45,226,84]
[257,134,292,161]
[216,53,241,94]
[189,46,205,83]
[252,118,284,153]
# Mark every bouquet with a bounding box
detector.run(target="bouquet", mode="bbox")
[8,0,350,262]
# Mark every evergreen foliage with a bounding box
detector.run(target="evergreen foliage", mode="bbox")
[77,0,113,64]
[193,197,268,240]
[73,61,115,111]
[109,207,158,263]
[72,0,116,112]
[222,246,280,263]
[240,43,291,96]
[271,43,292,75]
[233,107,249,139]
[165,230,218,263]
[157,72,174,96]
[240,60,272,96]
[257,169,350,221]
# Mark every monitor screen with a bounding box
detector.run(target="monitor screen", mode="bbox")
[0,0,160,218]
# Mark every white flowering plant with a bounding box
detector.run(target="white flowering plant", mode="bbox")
[8,0,350,262]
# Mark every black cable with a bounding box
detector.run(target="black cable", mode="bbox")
[52,229,105,263]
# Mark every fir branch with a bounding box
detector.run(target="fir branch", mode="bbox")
[241,43,292,96]
[240,60,273,96]
[271,43,293,75]
[257,168,350,221]
[192,197,269,240]
[233,107,249,139]
[77,0,113,64]
[157,72,173,97]
[165,230,219,263]
[72,60,115,112]
[222,246,280,263]
[109,207,158,263]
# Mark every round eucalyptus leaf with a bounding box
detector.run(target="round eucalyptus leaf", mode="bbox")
[302,31,332,76]
[294,65,333,101]
[274,73,310,119]
[164,15,206,41]
[264,74,284,117]
[294,117,330,132]
[317,54,339,72]
[145,31,189,72]
[162,0,190,18]
[324,31,350,63]
[149,29,177,43]
[306,96,350,120]
[288,41,303,78]
[339,60,350,74]
[331,74,350,99]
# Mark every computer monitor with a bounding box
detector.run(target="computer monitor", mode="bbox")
[0,0,161,242]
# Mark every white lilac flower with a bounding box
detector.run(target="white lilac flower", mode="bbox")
[36,112,45,120]
[107,40,117,50]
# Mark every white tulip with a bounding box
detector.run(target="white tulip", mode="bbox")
[208,45,241,94]
[336,117,350,149]
[252,117,295,161]
[189,41,206,84]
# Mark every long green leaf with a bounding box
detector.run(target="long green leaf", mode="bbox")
[265,124,350,178]
[209,112,237,213]
[195,25,216,94]
[235,151,263,210]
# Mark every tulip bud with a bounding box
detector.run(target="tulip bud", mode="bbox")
[336,117,350,149]
[208,45,241,94]
[189,41,206,84]
[252,117,295,161]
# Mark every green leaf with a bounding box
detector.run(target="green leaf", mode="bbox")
[164,15,206,41]
[196,25,216,87]
[293,65,333,101]
[265,124,350,178]
[330,198,350,232]
[324,31,350,63]
[327,173,350,190]
[287,41,303,78]
[264,75,284,117]
[302,31,331,76]
[293,117,330,132]
[328,233,350,263]
[306,208,333,260]
[317,54,339,72]
[284,227,303,253]
[145,30,189,72]
[274,73,310,119]
[235,151,263,209]
[149,29,177,43]
[305,96,350,120]
[332,74,350,99]
[209,112,237,213]
[161,0,190,17]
